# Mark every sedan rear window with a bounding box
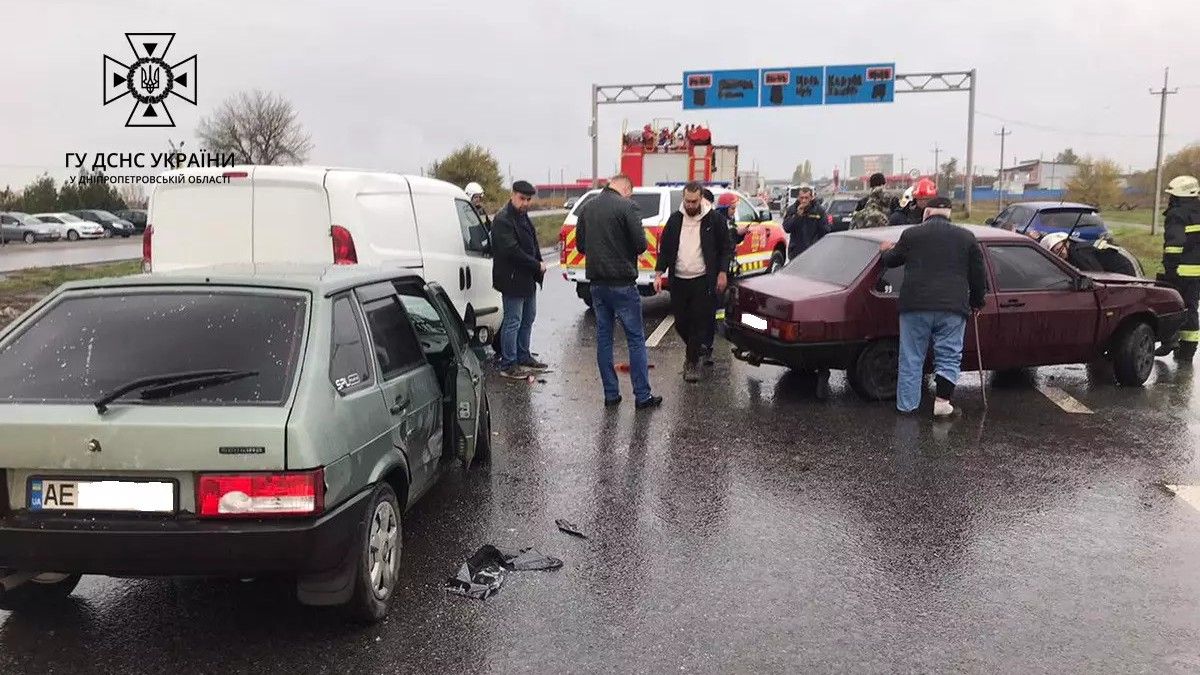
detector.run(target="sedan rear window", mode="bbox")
[0,291,308,405]
[828,199,858,216]
[781,235,879,287]
[1036,209,1104,230]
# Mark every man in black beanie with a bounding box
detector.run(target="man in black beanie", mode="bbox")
[491,180,547,378]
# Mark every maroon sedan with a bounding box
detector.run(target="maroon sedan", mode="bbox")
[726,226,1186,400]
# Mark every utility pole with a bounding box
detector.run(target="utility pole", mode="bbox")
[898,155,906,176]
[1150,67,1178,236]
[995,126,1011,212]
[931,143,941,191]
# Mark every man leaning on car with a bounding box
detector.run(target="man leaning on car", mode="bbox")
[880,196,987,417]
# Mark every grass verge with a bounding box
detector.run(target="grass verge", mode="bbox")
[1108,225,1163,278]
[531,213,565,250]
[0,260,142,327]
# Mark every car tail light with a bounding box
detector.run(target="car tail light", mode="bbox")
[222,170,249,179]
[331,225,358,264]
[141,223,153,272]
[826,214,834,226]
[197,469,324,518]
[768,317,803,342]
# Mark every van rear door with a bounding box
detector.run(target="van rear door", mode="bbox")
[251,166,333,263]
[150,168,256,270]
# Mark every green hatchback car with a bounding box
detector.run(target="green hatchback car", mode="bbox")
[0,265,491,622]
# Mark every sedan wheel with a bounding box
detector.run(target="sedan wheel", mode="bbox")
[346,483,402,623]
[67,230,79,242]
[475,393,492,463]
[1113,322,1155,386]
[0,571,82,612]
[23,232,36,244]
[366,502,399,601]
[768,250,786,274]
[848,339,899,400]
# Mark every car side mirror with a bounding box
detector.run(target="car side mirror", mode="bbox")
[1074,275,1094,291]
[984,217,995,226]
[758,209,772,221]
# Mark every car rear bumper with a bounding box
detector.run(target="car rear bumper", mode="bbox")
[727,325,863,370]
[0,487,369,576]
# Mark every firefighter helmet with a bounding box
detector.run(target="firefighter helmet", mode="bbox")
[1040,232,1070,252]
[464,182,484,198]
[899,186,915,208]
[1165,175,1199,198]
[912,178,938,200]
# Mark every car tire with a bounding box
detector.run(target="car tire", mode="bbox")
[576,283,594,309]
[23,232,36,245]
[0,572,82,612]
[475,392,492,463]
[1112,321,1155,387]
[848,339,899,400]
[768,249,786,274]
[345,483,402,624]
[67,230,79,242]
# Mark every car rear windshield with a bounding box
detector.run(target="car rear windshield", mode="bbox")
[572,192,663,221]
[781,235,878,287]
[1037,209,1104,230]
[0,291,308,406]
[828,200,858,215]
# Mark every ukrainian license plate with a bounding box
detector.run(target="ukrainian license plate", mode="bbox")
[29,479,175,513]
[741,313,769,331]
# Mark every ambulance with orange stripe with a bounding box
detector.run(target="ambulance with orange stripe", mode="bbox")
[558,185,787,308]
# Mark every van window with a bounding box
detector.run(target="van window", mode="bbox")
[363,296,425,379]
[0,291,307,406]
[454,199,490,254]
[329,295,373,394]
[629,193,661,220]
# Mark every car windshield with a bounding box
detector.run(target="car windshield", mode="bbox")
[781,234,879,287]
[1037,209,1104,230]
[572,191,662,221]
[92,211,118,222]
[0,291,308,406]
[828,200,858,215]
[12,213,42,225]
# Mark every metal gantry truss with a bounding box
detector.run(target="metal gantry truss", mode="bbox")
[590,69,978,215]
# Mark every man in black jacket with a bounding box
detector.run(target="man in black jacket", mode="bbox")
[576,174,662,408]
[880,197,987,416]
[781,185,828,259]
[491,180,547,379]
[655,181,732,382]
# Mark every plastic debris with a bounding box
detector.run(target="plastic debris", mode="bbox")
[555,519,588,539]
[445,545,562,600]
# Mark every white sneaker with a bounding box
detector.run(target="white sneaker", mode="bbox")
[933,399,954,417]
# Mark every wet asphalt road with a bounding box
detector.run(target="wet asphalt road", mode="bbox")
[3,271,1200,673]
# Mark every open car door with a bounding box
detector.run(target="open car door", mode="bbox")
[423,282,485,467]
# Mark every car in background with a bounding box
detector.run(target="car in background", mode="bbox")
[0,211,61,244]
[563,196,579,210]
[114,208,148,232]
[726,225,1184,400]
[33,212,106,240]
[986,202,1110,242]
[0,264,490,623]
[749,196,773,221]
[70,209,136,238]
[559,184,788,307]
[821,195,861,232]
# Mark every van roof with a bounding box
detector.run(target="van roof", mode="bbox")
[56,264,423,297]
[162,165,467,198]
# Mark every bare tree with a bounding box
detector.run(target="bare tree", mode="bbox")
[118,184,148,209]
[196,90,313,165]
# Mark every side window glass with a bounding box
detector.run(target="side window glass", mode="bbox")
[669,190,683,214]
[363,296,425,379]
[736,198,757,222]
[396,290,450,354]
[455,199,489,254]
[988,245,1074,291]
[329,295,373,394]
[875,265,905,295]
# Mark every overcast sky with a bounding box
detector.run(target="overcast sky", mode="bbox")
[3,0,1199,191]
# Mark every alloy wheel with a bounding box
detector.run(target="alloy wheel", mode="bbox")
[367,500,399,600]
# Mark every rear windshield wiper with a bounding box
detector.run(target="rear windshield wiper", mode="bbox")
[93,369,257,414]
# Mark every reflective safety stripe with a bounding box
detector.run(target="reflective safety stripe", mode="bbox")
[1187,224,1200,233]
[1180,330,1200,344]
[1178,264,1200,277]
[714,308,726,321]
[1165,246,1185,254]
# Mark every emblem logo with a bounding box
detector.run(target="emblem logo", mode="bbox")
[103,33,197,127]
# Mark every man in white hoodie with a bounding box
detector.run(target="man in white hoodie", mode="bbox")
[654,182,732,382]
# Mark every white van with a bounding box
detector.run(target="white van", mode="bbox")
[147,166,501,343]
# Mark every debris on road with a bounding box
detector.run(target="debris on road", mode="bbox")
[445,545,563,600]
[555,519,588,539]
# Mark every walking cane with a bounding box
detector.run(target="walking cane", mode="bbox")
[973,310,988,410]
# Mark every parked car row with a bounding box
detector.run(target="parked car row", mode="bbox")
[0,209,147,244]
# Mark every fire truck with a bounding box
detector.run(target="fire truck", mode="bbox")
[558,122,789,308]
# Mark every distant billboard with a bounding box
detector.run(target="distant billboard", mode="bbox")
[849,154,894,178]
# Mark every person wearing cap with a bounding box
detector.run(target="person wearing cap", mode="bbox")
[851,172,892,229]
[1160,175,1200,361]
[491,180,548,379]
[880,196,987,417]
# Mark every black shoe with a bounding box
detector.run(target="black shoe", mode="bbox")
[635,395,663,410]
[683,362,700,383]
[521,358,549,371]
[604,396,622,407]
[701,345,715,366]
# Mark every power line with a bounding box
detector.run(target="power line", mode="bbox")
[975,110,1159,139]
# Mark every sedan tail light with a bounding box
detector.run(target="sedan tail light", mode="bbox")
[826,214,834,226]
[197,469,325,518]
[768,316,803,342]
[141,224,153,272]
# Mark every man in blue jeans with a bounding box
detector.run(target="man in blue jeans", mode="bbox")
[491,180,548,379]
[880,197,987,416]
[575,174,662,409]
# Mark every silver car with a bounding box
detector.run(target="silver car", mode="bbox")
[0,211,61,243]
[0,265,491,622]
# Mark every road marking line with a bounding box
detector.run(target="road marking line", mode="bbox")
[647,315,675,348]
[1162,485,1200,513]
[1035,384,1093,414]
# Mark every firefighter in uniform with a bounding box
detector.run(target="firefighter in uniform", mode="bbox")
[1160,175,1200,362]
[465,182,492,230]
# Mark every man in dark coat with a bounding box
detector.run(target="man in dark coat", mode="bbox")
[491,180,547,378]
[781,185,829,259]
[880,196,987,416]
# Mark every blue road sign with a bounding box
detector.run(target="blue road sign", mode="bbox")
[759,66,824,107]
[824,63,895,105]
[683,69,760,110]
